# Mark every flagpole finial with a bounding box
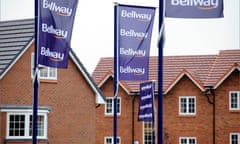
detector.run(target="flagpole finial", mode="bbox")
[113,2,119,6]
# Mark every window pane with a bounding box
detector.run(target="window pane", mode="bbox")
[189,98,195,113]
[180,98,187,113]
[49,67,56,78]
[189,138,196,144]
[9,115,25,136]
[40,67,48,77]
[117,98,120,114]
[231,93,238,109]
[29,115,45,136]
[231,134,238,144]
[180,139,187,144]
[106,138,112,144]
[117,138,120,144]
[38,115,45,136]
[144,122,152,144]
[106,98,113,114]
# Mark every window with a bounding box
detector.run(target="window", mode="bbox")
[143,122,153,144]
[229,91,240,110]
[6,112,47,139]
[105,97,121,115]
[230,133,240,144]
[179,137,196,144]
[31,53,57,80]
[179,96,196,115]
[104,136,120,144]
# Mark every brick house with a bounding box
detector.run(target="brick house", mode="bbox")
[92,50,240,144]
[0,19,105,144]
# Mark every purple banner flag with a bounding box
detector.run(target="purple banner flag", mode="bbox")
[117,5,155,80]
[38,0,78,68]
[165,0,224,18]
[138,81,154,121]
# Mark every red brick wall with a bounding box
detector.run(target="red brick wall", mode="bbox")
[164,75,213,144]
[95,71,239,144]
[0,44,96,144]
[95,75,219,144]
[95,79,142,144]
[215,70,240,144]
[0,113,6,144]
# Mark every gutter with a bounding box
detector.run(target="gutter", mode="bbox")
[132,95,137,144]
[204,86,215,144]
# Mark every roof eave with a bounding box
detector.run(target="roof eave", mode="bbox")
[164,69,205,95]
[0,38,34,80]
[97,72,132,95]
[69,50,106,103]
[213,64,240,89]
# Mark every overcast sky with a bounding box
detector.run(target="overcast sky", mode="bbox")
[0,0,239,73]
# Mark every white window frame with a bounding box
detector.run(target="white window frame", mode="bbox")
[5,110,48,139]
[229,91,240,110]
[105,97,121,116]
[179,96,196,115]
[104,136,120,144]
[179,137,197,144]
[230,133,240,144]
[31,53,57,80]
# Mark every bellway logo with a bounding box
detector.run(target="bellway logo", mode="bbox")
[42,0,73,16]
[120,66,145,76]
[121,9,152,22]
[120,29,148,41]
[42,23,68,39]
[40,46,65,62]
[171,0,219,10]
[120,48,146,57]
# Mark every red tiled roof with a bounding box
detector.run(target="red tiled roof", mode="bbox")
[205,50,240,87]
[92,49,240,94]
[164,68,205,94]
[163,55,216,91]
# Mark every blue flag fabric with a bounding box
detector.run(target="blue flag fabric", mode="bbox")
[117,5,156,80]
[165,0,224,18]
[38,0,78,68]
[138,81,154,121]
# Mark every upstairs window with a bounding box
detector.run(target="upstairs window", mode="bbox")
[179,137,196,144]
[230,133,240,144]
[31,53,57,80]
[179,96,196,115]
[229,91,240,110]
[105,97,121,115]
[104,136,120,144]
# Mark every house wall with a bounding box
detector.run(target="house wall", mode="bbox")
[0,44,96,144]
[0,113,5,144]
[163,76,213,144]
[215,69,240,144]
[94,70,240,144]
[95,76,215,144]
[95,70,240,144]
[95,79,146,144]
